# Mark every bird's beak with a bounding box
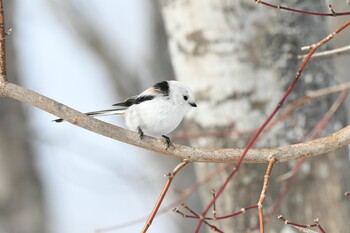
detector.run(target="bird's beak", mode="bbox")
[189,102,197,107]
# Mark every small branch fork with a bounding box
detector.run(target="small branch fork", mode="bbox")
[174,203,259,221]
[298,45,350,60]
[174,203,224,233]
[277,215,326,233]
[140,159,189,233]
[194,19,350,233]
[301,20,350,51]
[173,158,276,232]
[255,0,350,17]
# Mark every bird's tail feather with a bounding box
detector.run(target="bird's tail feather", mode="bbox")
[85,108,126,117]
[52,108,126,123]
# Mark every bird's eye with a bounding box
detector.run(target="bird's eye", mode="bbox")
[183,95,188,101]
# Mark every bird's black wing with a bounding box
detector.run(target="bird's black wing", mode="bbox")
[112,96,137,107]
[113,95,155,106]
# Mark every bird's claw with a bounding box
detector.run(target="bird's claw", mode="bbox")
[138,127,144,140]
[162,135,171,150]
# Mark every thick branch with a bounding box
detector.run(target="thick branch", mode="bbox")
[1,82,349,163]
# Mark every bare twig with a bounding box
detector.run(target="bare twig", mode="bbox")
[302,20,350,51]
[328,4,337,17]
[298,45,350,60]
[141,159,189,233]
[306,82,350,98]
[277,215,326,233]
[174,203,258,220]
[258,158,276,233]
[0,0,7,82]
[256,0,350,17]
[173,204,223,232]
[180,204,223,233]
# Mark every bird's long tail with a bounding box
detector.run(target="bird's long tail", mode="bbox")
[52,108,126,123]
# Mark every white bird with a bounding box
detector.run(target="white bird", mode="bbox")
[54,80,197,149]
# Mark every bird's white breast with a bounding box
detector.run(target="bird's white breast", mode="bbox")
[124,97,189,137]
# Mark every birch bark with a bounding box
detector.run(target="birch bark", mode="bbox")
[160,1,350,232]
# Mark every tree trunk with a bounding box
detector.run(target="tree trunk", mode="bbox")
[160,1,350,232]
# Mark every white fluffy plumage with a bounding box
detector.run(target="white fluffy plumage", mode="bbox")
[54,80,196,147]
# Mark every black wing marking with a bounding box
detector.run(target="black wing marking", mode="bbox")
[153,81,169,96]
[134,95,154,104]
[112,96,137,107]
[112,95,155,107]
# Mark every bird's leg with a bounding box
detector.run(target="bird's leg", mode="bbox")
[138,127,144,140]
[162,135,171,150]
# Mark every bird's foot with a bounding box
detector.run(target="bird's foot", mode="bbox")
[138,127,144,140]
[162,135,171,150]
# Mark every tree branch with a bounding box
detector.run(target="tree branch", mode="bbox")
[1,82,350,164]
[0,0,7,82]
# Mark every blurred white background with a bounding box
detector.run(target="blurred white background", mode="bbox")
[12,0,191,232]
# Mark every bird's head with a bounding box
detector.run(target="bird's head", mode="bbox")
[168,80,197,109]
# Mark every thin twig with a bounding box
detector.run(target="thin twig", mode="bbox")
[306,82,350,98]
[302,20,350,51]
[328,4,337,17]
[277,215,326,233]
[180,204,223,233]
[256,0,350,17]
[141,159,189,233]
[174,205,224,232]
[174,204,258,220]
[298,45,350,60]
[258,158,276,233]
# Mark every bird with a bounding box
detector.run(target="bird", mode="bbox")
[53,80,197,149]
